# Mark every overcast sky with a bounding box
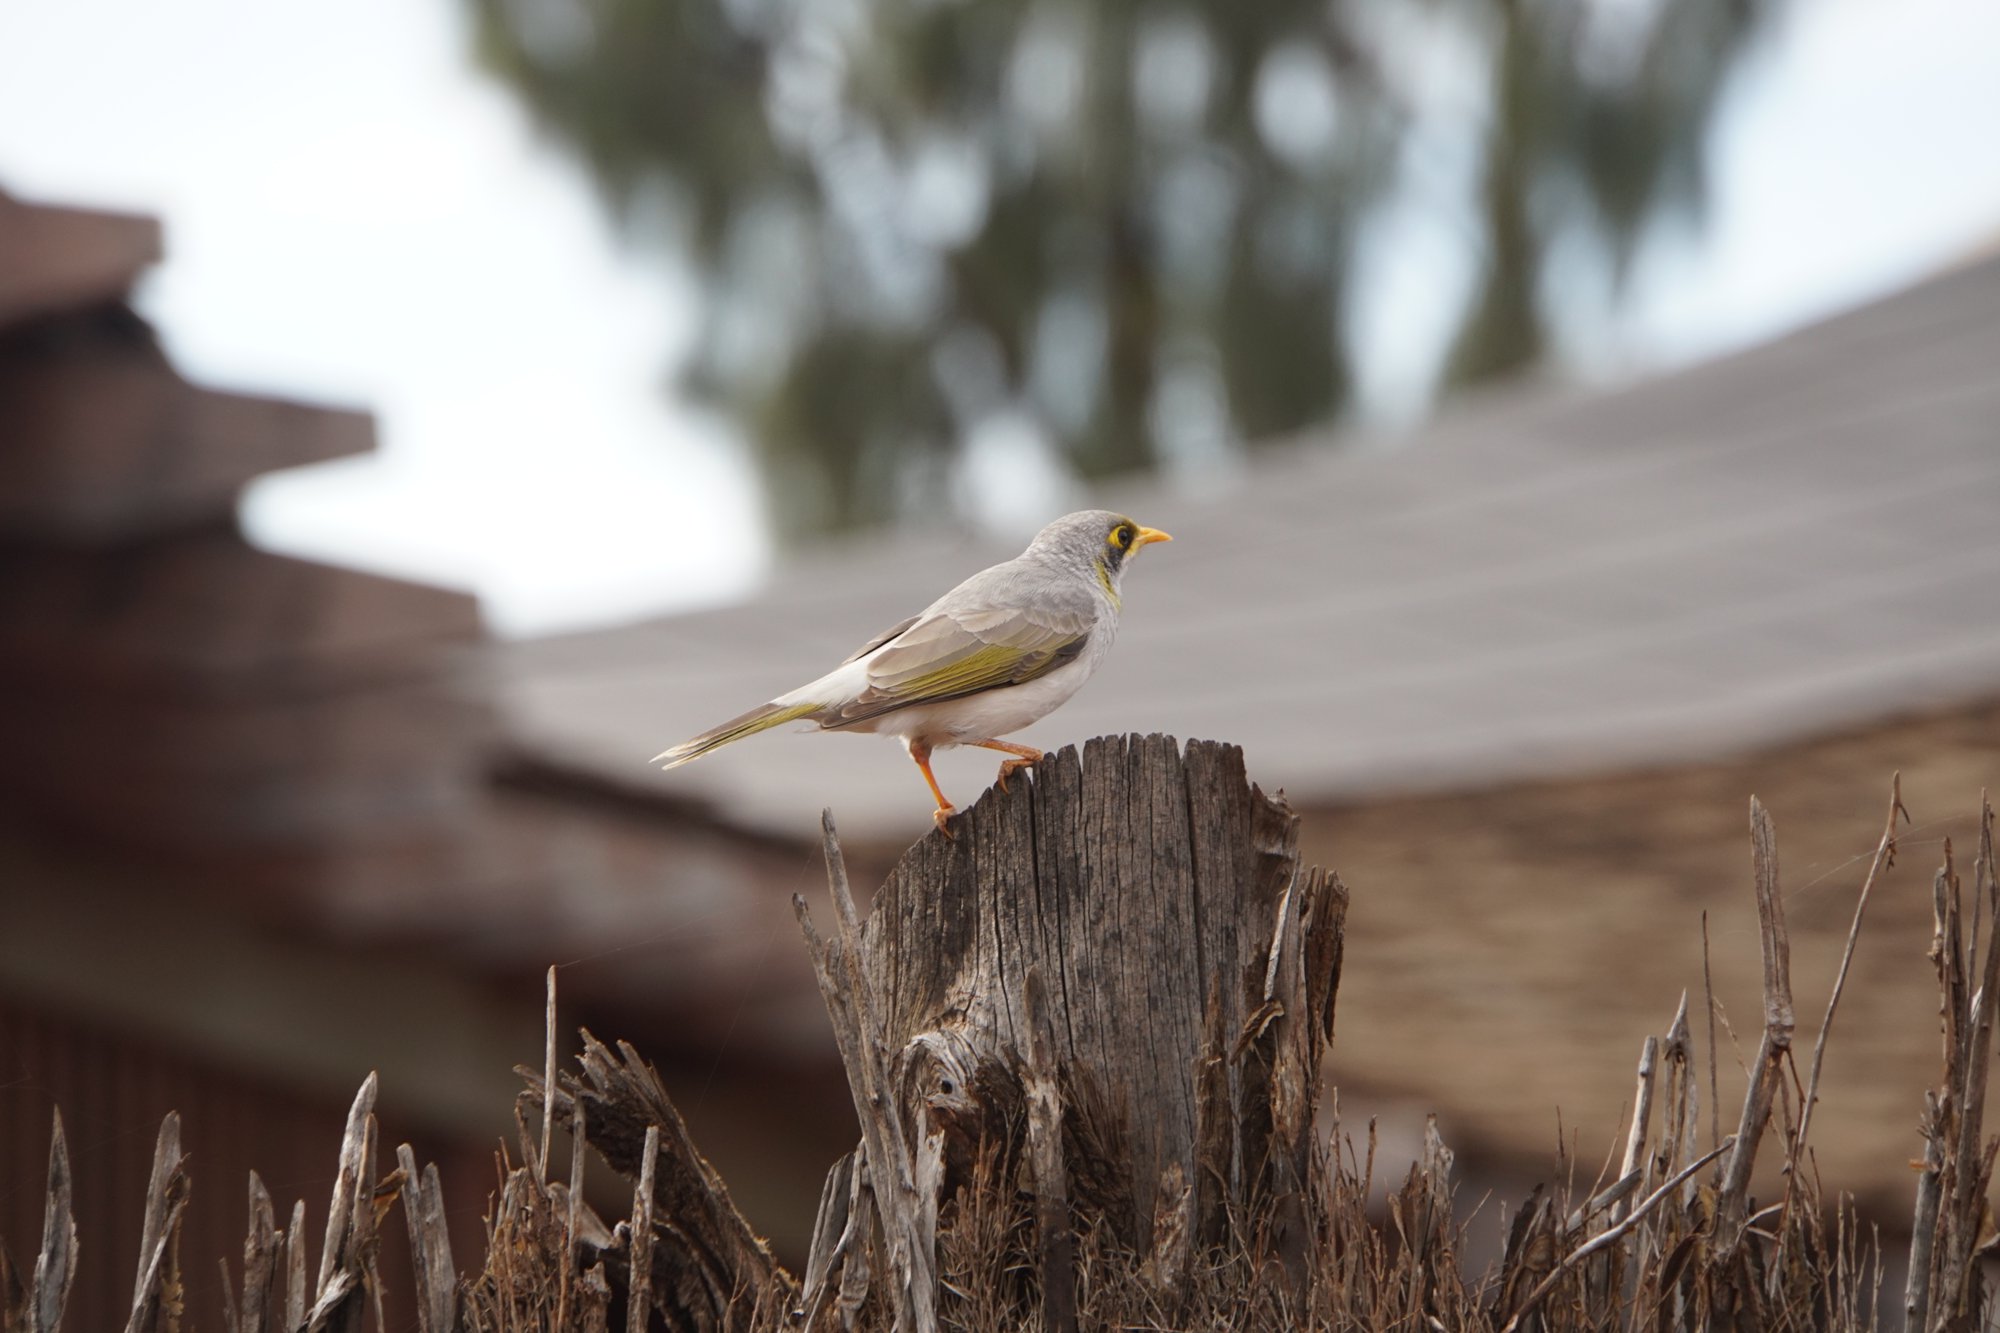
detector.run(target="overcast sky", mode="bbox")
[2,0,1997,635]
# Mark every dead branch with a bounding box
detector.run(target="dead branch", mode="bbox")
[1794,773,1906,1164]
[1713,798,1793,1254]
[395,1146,458,1333]
[125,1112,189,1333]
[28,1111,76,1333]
[795,810,939,1333]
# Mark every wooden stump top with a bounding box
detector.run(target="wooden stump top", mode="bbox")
[860,734,1344,1252]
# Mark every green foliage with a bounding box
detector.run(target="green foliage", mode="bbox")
[466,0,1770,534]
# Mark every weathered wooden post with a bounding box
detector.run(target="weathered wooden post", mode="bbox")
[4,733,1346,1332]
[792,733,1348,1328]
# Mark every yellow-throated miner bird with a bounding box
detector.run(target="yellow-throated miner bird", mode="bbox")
[652,510,1173,830]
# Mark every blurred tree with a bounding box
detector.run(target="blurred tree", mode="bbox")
[467,0,1767,534]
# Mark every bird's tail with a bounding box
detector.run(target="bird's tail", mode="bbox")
[651,701,823,769]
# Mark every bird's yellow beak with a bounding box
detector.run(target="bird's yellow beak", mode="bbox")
[1134,526,1173,548]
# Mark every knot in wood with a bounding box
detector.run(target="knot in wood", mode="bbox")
[897,1030,981,1122]
[897,1028,1006,1198]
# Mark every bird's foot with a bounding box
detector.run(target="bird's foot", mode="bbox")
[932,804,958,838]
[994,755,1040,793]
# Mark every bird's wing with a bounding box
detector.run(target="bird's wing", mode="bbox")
[829,574,1096,726]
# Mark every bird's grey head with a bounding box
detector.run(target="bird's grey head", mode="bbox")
[1023,510,1174,598]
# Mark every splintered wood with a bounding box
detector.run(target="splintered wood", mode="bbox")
[4,744,1994,1331]
[792,736,1346,1327]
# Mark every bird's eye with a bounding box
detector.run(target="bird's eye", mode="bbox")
[1113,525,1134,548]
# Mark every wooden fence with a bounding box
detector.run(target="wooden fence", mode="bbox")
[3,736,1995,1330]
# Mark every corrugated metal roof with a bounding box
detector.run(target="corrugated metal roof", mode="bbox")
[497,254,2000,843]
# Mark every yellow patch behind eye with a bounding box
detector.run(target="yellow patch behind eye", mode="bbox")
[1108,524,1134,549]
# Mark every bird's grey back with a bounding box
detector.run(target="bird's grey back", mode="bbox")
[924,545,1111,630]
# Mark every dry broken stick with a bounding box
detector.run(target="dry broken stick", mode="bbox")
[624,1124,659,1333]
[126,1112,190,1333]
[795,809,940,1333]
[395,1144,458,1333]
[1907,1091,1946,1333]
[1793,773,1907,1169]
[1654,994,1697,1199]
[1937,796,2000,1324]
[304,1075,382,1333]
[284,1200,308,1332]
[230,1173,287,1333]
[553,1100,588,1332]
[1907,796,2000,1332]
[1609,1034,1659,1227]
[799,1152,856,1325]
[541,965,559,1184]
[1712,797,1793,1256]
[1908,840,1966,1333]
[27,1110,77,1333]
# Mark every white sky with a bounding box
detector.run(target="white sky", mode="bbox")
[1,0,1997,635]
[1630,0,2000,361]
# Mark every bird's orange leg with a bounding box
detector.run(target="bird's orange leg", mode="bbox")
[966,738,1045,792]
[909,739,957,834]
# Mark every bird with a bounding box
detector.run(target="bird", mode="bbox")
[651,510,1173,831]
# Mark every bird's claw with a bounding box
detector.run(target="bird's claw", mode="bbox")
[933,805,957,838]
[995,756,1040,793]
